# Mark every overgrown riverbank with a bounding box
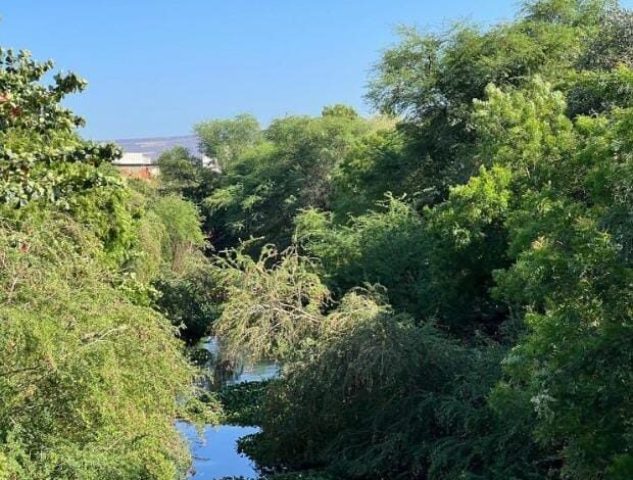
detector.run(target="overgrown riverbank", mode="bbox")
[3,1,633,478]
[164,2,633,479]
[0,49,220,478]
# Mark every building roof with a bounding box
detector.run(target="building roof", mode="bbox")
[113,135,206,162]
[109,135,218,170]
[113,152,153,166]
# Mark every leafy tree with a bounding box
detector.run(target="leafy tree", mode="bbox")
[195,113,262,170]
[0,215,207,479]
[297,168,512,336]
[123,182,221,342]
[203,3,633,479]
[0,47,219,478]
[295,198,430,319]
[485,92,633,478]
[358,1,609,208]
[204,108,372,250]
[243,293,545,480]
[151,194,206,274]
[321,104,359,119]
[213,245,330,363]
[157,146,217,202]
[0,48,121,207]
[578,6,633,70]
[153,260,224,343]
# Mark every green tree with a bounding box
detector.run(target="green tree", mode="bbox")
[357,1,608,208]
[157,146,217,202]
[206,3,633,479]
[213,245,330,363]
[204,108,372,250]
[0,47,218,478]
[195,113,261,170]
[0,48,121,207]
[0,214,204,479]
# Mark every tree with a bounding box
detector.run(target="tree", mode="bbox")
[0,47,218,478]
[205,3,633,479]
[361,1,608,207]
[204,108,372,250]
[213,245,330,363]
[195,113,261,171]
[157,146,217,202]
[0,48,121,207]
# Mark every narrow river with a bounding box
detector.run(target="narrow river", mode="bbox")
[178,338,278,479]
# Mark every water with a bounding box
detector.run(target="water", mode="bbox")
[178,337,278,479]
[203,337,279,387]
[178,422,260,479]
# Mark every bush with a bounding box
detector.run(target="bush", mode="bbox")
[153,259,224,343]
[245,292,542,479]
[0,213,203,479]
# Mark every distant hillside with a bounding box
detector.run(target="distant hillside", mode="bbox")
[113,135,205,161]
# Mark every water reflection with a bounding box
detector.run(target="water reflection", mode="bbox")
[178,422,260,479]
[179,337,278,479]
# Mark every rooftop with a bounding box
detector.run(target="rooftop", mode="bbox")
[113,135,205,162]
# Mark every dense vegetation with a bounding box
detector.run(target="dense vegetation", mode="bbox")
[0,49,219,478]
[162,1,633,479]
[4,0,633,479]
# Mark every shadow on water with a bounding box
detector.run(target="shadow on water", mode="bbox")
[178,337,279,479]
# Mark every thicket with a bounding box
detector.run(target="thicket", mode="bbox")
[5,0,633,478]
[0,48,219,478]
[168,1,633,479]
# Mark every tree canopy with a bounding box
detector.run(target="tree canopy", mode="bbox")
[5,0,633,478]
[184,1,633,479]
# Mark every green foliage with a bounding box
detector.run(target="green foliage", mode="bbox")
[157,146,217,202]
[578,6,633,69]
[195,114,262,170]
[0,214,202,479]
[489,103,633,479]
[0,48,122,207]
[0,46,220,479]
[295,198,430,319]
[566,66,633,117]
[213,246,330,363]
[203,108,373,250]
[219,380,273,426]
[419,165,512,334]
[244,293,545,479]
[66,180,141,267]
[522,0,612,24]
[131,209,168,284]
[117,179,223,343]
[329,129,407,216]
[9,0,633,478]
[152,194,206,273]
[361,1,608,206]
[321,104,359,119]
[196,3,633,479]
[153,259,224,343]
[297,171,512,334]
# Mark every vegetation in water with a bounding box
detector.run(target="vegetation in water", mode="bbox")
[163,1,633,479]
[4,0,633,479]
[218,380,274,427]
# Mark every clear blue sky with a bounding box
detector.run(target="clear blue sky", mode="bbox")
[0,1,625,140]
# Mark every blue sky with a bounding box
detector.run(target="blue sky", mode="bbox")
[0,1,625,140]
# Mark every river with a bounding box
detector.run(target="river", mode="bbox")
[178,337,278,479]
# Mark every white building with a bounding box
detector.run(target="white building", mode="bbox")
[111,135,220,178]
[113,152,159,178]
